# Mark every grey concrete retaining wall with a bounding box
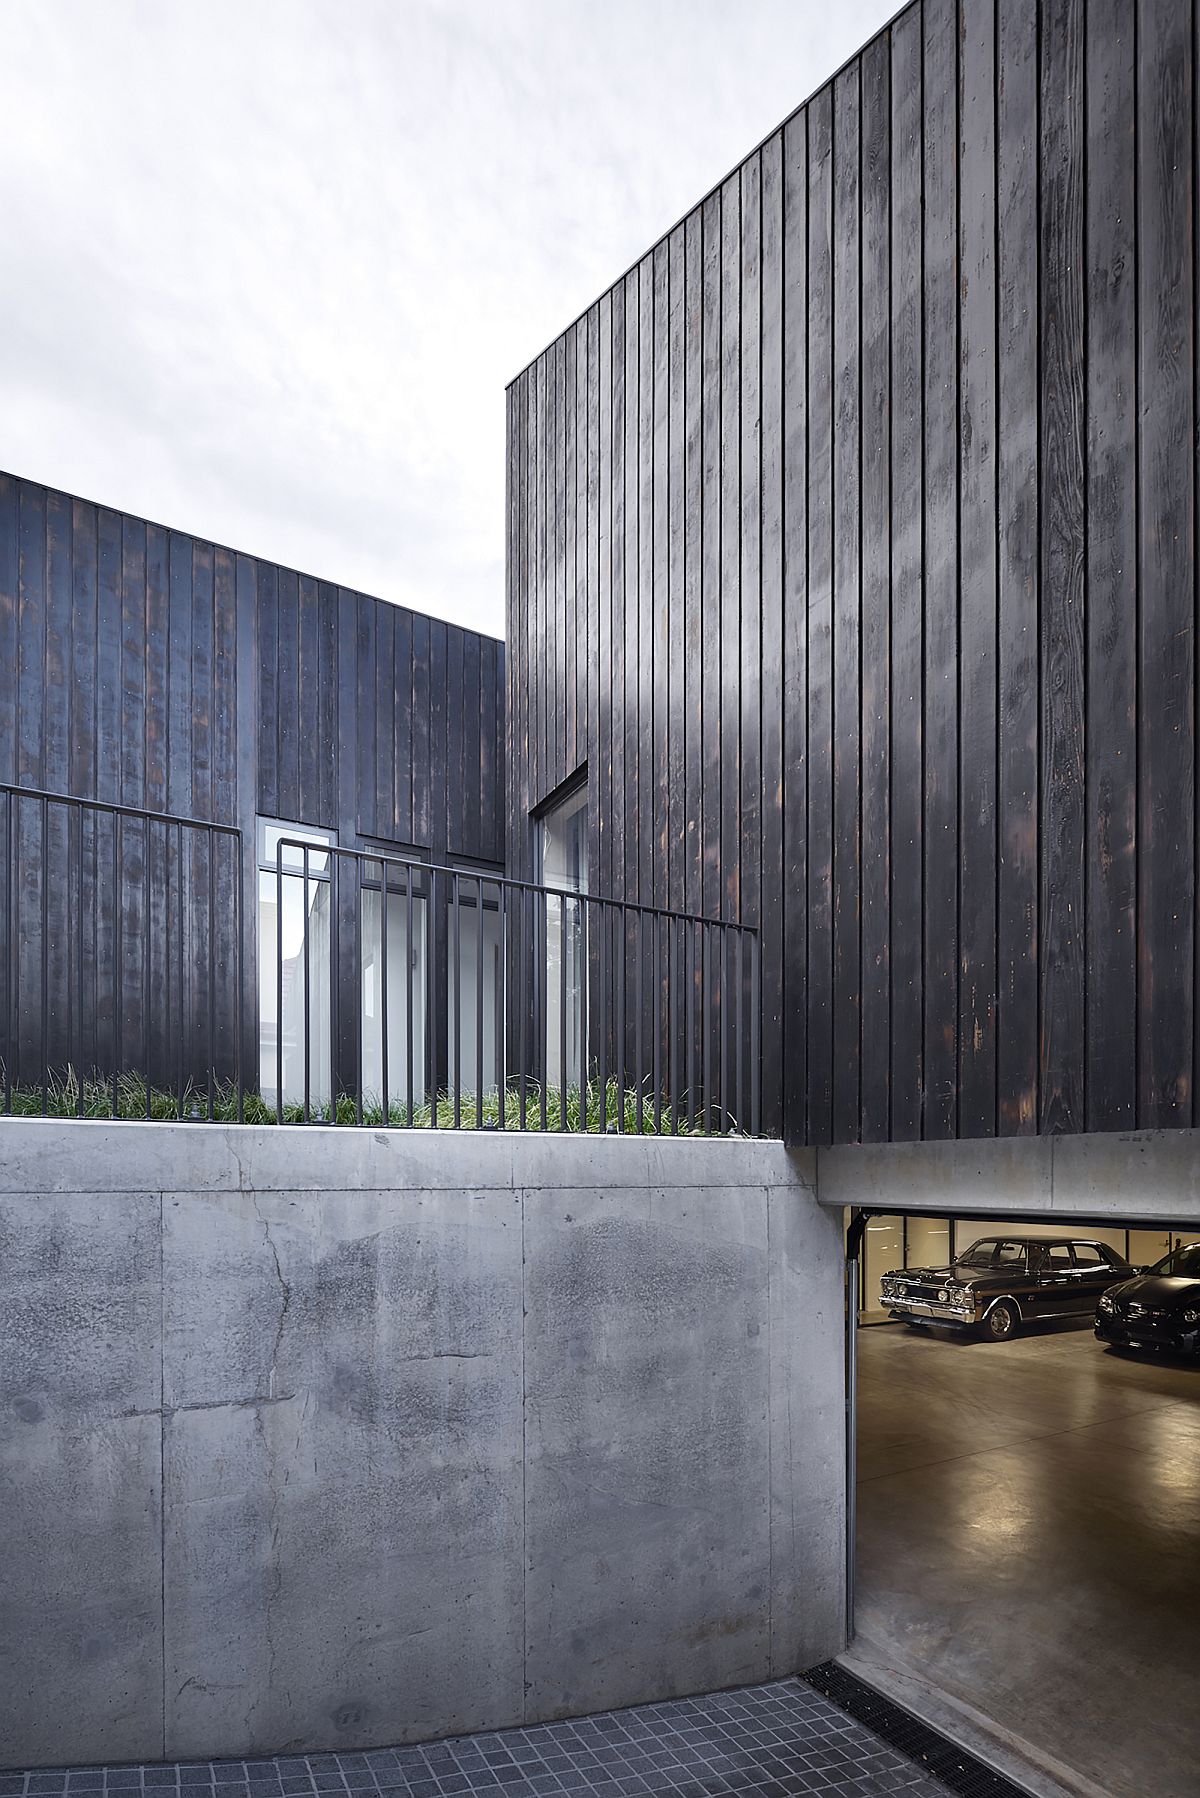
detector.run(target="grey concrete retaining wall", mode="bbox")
[0,1122,844,1768]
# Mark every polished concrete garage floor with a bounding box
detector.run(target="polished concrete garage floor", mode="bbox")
[853,1318,1200,1798]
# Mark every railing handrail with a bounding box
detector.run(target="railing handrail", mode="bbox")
[274,835,757,936]
[0,779,243,842]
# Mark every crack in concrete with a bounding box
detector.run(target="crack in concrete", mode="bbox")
[253,1197,292,1401]
[123,1394,298,1419]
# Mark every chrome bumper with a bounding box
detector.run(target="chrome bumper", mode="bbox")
[886,1297,978,1325]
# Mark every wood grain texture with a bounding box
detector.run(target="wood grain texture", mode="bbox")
[504,0,1197,1146]
[0,470,505,1097]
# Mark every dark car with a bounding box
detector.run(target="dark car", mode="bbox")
[880,1236,1133,1342]
[1095,1242,1200,1357]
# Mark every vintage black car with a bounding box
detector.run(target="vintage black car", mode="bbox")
[880,1236,1133,1342]
[1095,1242,1200,1357]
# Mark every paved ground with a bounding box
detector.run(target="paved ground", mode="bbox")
[0,1681,948,1798]
[855,1317,1200,1798]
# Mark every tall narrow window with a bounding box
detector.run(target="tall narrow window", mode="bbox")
[360,858,428,1114]
[536,783,588,1095]
[258,819,336,1110]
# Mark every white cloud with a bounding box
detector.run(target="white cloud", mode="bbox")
[0,0,899,637]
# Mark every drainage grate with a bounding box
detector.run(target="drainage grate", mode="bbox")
[803,1663,1033,1798]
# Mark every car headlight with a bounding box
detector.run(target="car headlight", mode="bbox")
[949,1287,973,1309]
[1183,1308,1200,1324]
[1098,1294,1116,1314]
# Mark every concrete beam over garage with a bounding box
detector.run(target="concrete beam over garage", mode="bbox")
[817,1130,1200,1230]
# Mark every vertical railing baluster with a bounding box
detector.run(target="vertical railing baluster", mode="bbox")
[518,885,528,1130]
[686,917,696,1132]
[723,920,734,1129]
[652,912,662,1135]
[144,817,152,1118]
[405,863,414,1128]
[275,842,284,1124]
[75,802,85,1117]
[40,796,49,1116]
[750,929,761,1138]
[235,831,244,1123]
[635,908,644,1133]
[539,891,548,1133]
[302,843,311,1124]
[670,915,680,1136]
[177,821,185,1120]
[329,848,341,1125]
[429,869,439,1128]
[380,859,390,1127]
[615,904,626,1133]
[735,924,744,1137]
[495,880,506,1128]
[577,896,588,1131]
[703,923,712,1135]
[207,826,215,1121]
[475,875,484,1128]
[558,890,568,1131]
[598,900,608,1132]
[452,872,462,1129]
[4,793,13,1114]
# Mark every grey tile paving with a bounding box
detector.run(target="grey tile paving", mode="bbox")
[0,1682,948,1798]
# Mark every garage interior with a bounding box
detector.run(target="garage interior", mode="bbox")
[847,1208,1200,1798]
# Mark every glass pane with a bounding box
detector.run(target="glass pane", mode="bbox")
[446,884,504,1103]
[257,818,334,875]
[537,786,588,1095]
[904,1215,950,1270]
[361,885,428,1113]
[258,868,333,1108]
[862,1214,904,1317]
[539,786,588,895]
[544,893,586,1094]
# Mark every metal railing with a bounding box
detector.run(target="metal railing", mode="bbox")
[269,841,760,1134]
[0,785,762,1134]
[0,782,244,1120]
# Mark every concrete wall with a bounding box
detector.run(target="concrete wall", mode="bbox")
[818,1129,1200,1230]
[0,1122,845,1769]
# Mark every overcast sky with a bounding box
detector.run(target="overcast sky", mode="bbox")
[1,0,897,639]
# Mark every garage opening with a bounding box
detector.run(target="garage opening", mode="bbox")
[847,1206,1200,1798]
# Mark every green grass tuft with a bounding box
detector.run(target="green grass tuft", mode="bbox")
[0,1064,748,1135]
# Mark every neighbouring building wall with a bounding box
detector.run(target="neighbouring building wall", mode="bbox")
[0,1121,844,1768]
[0,473,505,1094]
[505,0,1199,1148]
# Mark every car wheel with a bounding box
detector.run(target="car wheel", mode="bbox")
[982,1300,1018,1342]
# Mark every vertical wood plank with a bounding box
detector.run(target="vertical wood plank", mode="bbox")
[1137,0,1195,1124]
[997,0,1040,1134]
[1085,0,1137,1128]
[1039,0,1087,1132]
[832,68,862,1144]
[69,500,97,801]
[889,4,924,1141]
[958,0,999,1136]
[668,228,686,914]
[144,524,169,814]
[782,111,809,1146]
[18,482,47,789]
[860,35,891,1142]
[720,177,742,924]
[701,195,723,925]
[44,490,72,798]
[0,475,17,786]
[807,88,835,1144]
[760,129,785,1140]
[923,0,959,1139]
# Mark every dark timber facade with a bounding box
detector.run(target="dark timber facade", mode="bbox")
[505,0,1199,1146]
[0,472,505,1100]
